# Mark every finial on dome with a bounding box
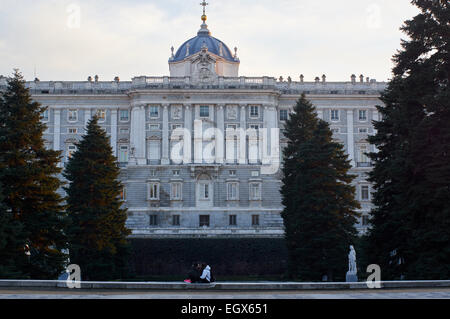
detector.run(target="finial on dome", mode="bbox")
[200,1,208,22]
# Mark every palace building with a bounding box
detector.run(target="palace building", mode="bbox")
[0,4,386,238]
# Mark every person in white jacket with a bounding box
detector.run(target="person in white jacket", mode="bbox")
[199,263,212,283]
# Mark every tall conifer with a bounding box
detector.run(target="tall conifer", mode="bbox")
[0,70,68,279]
[281,95,360,281]
[64,116,131,281]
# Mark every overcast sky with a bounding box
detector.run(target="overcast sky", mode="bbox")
[0,0,419,82]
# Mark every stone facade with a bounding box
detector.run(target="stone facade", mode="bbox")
[0,14,385,239]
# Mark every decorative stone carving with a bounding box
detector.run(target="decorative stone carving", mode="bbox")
[172,105,182,119]
[227,105,238,120]
[346,245,358,282]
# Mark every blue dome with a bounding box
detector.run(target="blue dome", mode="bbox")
[171,25,237,63]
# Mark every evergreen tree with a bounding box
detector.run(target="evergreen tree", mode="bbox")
[0,70,68,279]
[64,116,131,281]
[281,95,360,281]
[367,0,450,279]
[0,180,28,278]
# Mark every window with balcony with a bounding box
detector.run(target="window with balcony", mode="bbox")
[280,110,288,121]
[227,182,239,201]
[120,110,129,122]
[250,106,259,118]
[331,109,340,121]
[42,109,49,122]
[361,185,370,201]
[249,183,262,201]
[357,144,371,167]
[119,145,129,163]
[170,182,182,201]
[359,110,368,122]
[148,183,160,201]
[150,106,159,118]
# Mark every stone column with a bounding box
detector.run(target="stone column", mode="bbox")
[239,104,247,164]
[161,104,170,165]
[130,104,146,165]
[53,109,62,167]
[111,109,118,157]
[84,108,91,129]
[216,104,225,164]
[183,104,192,164]
[347,109,355,167]
[317,109,323,120]
[372,110,379,153]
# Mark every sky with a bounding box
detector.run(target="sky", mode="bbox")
[0,0,420,82]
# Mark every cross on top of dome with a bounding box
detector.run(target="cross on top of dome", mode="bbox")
[200,1,208,23]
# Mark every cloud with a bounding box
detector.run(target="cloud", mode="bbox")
[0,0,419,82]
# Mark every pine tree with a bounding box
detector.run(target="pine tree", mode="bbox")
[64,116,131,281]
[367,0,450,279]
[0,70,68,279]
[281,95,360,281]
[0,180,28,278]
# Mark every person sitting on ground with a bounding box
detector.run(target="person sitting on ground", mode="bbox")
[184,262,201,283]
[199,263,213,283]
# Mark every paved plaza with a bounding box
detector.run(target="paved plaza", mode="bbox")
[1,288,449,299]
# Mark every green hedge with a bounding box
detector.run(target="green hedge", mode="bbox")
[129,238,288,279]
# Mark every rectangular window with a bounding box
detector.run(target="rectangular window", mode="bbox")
[173,215,180,226]
[331,110,340,121]
[148,141,161,160]
[200,105,210,118]
[148,183,160,200]
[227,124,238,130]
[331,128,340,134]
[359,145,370,164]
[149,215,158,226]
[199,215,210,227]
[173,170,180,176]
[171,182,182,200]
[150,106,159,118]
[67,144,77,160]
[280,110,288,121]
[120,110,129,122]
[200,183,210,200]
[361,186,370,201]
[42,109,49,122]
[119,145,129,163]
[68,128,78,134]
[171,124,183,130]
[250,106,259,118]
[227,182,239,200]
[362,215,370,226]
[249,183,262,201]
[120,187,127,201]
[252,215,260,226]
[251,171,259,177]
[359,128,368,134]
[120,128,129,134]
[359,110,368,121]
[96,109,106,122]
[249,124,260,130]
[68,109,78,122]
[229,170,236,176]
[229,215,237,226]
[149,124,160,131]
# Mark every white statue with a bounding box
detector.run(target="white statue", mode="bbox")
[348,245,357,274]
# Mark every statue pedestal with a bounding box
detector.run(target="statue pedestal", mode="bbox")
[346,272,358,283]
